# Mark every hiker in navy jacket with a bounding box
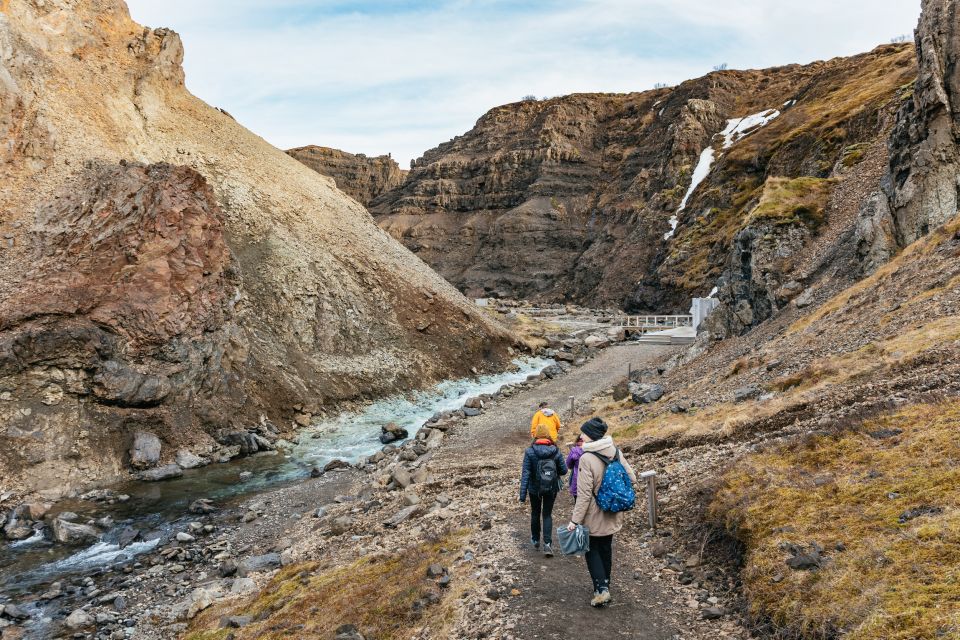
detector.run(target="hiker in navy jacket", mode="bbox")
[519,423,568,557]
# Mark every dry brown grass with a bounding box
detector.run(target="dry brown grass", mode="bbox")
[185,534,465,640]
[616,315,960,444]
[711,401,960,639]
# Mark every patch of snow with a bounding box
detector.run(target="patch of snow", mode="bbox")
[666,106,782,240]
[708,286,718,298]
[720,109,781,149]
[658,107,665,117]
[663,214,680,240]
[677,146,717,212]
[653,100,662,107]
[783,99,796,108]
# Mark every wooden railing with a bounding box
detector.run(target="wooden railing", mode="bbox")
[618,315,693,331]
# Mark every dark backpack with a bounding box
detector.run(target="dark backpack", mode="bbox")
[589,449,635,513]
[535,456,560,494]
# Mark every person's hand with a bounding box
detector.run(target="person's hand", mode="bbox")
[566,521,577,532]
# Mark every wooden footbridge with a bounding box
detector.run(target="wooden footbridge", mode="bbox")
[617,315,696,345]
[618,315,693,333]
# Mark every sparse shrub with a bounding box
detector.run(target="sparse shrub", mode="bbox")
[713,62,729,71]
[521,94,537,102]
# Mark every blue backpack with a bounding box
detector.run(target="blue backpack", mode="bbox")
[590,449,635,513]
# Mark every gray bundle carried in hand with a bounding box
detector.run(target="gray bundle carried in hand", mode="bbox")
[556,524,590,556]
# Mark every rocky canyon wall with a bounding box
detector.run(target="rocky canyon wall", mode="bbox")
[365,45,915,316]
[286,145,407,206]
[0,0,515,495]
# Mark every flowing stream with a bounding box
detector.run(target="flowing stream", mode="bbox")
[0,357,553,600]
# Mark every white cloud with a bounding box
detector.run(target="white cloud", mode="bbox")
[125,0,921,168]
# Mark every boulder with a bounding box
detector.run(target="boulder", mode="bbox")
[129,431,161,470]
[22,502,50,521]
[221,615,252,628]
[379,422,408,444]
[175,449,209,469]
[463,407,481,417]
[702,606,726,620]
[384,505,421,528]
[630,383,664,404]
[541,364,563,379]
[323,459,352,473]
[230,577,258,595]
[138,464,183,482]
[186,587,214,619]
[733,384,763,403]
[329,516,354,536]
[237,553,281,576]
[2,604,29,620]
[794,289,814,308]
[606,327,626,342]
[391,467,413,488]
[49,517,100,545]
[584,335,609,349]
[463,397,483,409]
[188,499,217,515]
[64,608,93,629]
[3,516,33,540]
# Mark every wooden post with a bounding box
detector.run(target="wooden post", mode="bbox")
[627,362,632,379]
[568,395,575,420]
[640,470,658,529]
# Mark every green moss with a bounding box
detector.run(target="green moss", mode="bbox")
[841,143,871,168]
[747,176,836,229]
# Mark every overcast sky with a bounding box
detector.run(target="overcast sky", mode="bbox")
[126,0,921,168]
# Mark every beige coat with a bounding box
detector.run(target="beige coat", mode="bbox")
[571,436,637,537]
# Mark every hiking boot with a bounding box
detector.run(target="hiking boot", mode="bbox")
[590,590,611,608]
[543,543,553,558]
[531,538,540,550]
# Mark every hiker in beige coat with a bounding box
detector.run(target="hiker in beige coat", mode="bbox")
[566,417,637,607]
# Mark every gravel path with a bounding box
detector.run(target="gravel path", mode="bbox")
[445,344,675,453]
[430,343,754,640]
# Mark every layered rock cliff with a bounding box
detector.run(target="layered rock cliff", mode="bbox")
[370,45,916,315]
[286,145,407,206]
[0,0,514,495]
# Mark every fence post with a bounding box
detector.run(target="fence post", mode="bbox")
[568,395,575,420]
[639,470,658,529]
[627,362,631,379]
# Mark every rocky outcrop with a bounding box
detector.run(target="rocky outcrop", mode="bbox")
[0,1,514,495]
[372,45,916,311]
[287,146,407,206]
[858,0,960,267]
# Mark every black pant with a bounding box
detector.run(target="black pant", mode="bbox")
[585,535,614,592]
[529,492,557,545]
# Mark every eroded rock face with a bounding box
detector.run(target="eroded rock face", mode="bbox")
[371,46,917,310]
[287,146,407,206]
[0,1,514,494]
[885,0,960,245]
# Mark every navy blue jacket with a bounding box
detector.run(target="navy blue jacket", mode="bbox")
[520,440,568,501]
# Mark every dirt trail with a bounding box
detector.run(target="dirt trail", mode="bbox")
[432,343,753,640]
